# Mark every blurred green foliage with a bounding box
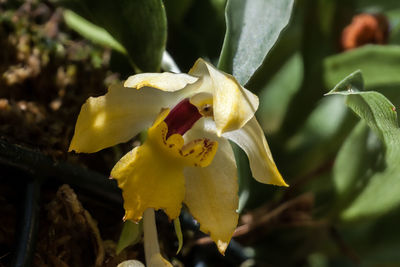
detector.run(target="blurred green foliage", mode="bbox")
[116,220,142,255]
[58,0,167,72]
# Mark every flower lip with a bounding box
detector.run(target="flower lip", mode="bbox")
[164,98,202,138]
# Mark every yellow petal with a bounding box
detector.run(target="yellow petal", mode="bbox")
[112,145,185,221]
[183,119,239,255]
[189,58,259,135]
[124,72,198,92]
[69,83,183,153]
[111,110,218,221]
[224,117,288,186]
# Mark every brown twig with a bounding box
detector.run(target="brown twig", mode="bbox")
[195,193,316,245]
[329,226,361,265]
[284,160,334,199]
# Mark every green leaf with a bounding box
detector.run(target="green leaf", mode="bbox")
[326,71,400,221]
[258,53,303,134]
[277,0,337,140]
[324,45,400,90]
[386,9,400,45]
[60,0,167,72]
[163,0,194,26]
[327,69,364,93]
[245,5,303,95]
[333,122,372,195]
[163,0,226,70]
[353,0,400,12]
[116,220,142,255]
[284,95,354,178]
[331,121,382,215]
[218,0,294,85]
[173,217,183,254]
[63,10,126,54]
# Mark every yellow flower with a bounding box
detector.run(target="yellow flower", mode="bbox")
[69,58,287,254]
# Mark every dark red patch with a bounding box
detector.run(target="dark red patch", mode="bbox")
[164,99,202,138]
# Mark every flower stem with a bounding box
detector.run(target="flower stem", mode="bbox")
[143,208,160,264]
[143,208,172,267]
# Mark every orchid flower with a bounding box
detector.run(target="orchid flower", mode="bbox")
[69,58,287,254]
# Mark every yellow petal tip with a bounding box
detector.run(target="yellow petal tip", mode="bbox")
[269,168,289,187]
[123,210,143,223]
[68,143,77,153]
[278,180,289,187]
[217,240,228,255]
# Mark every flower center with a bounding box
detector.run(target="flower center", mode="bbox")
[164,99,202,138]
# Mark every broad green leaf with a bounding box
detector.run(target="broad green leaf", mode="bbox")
[258,53,303,134]
[245,4,303,95]
[326,71,400,221]
[324,45,400,90]
[284,95,354,178]
[218,0,294,85]
[60,0,167,72]
[63,10,126,54]
[331,121,382,215]
[173,218,183,254]
[277,0,337,140]
[333,122,373,195]
[116,220,142,255]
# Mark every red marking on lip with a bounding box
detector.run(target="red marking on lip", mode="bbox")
[164,98,202,138]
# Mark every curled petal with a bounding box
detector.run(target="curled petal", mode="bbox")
[223,117,288,186]
[189,58,259,135]
[124,72,198,92]
[111,111,218,221]
[189,92,214,117]
[183,119,239,255]
[69,83,182,153]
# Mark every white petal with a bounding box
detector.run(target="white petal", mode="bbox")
[189,58,259,135]
[183,119,239,254]
[124,72,198,92]
[117,260,145,267]
[223,117,288,186]
[69,83,183,153]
